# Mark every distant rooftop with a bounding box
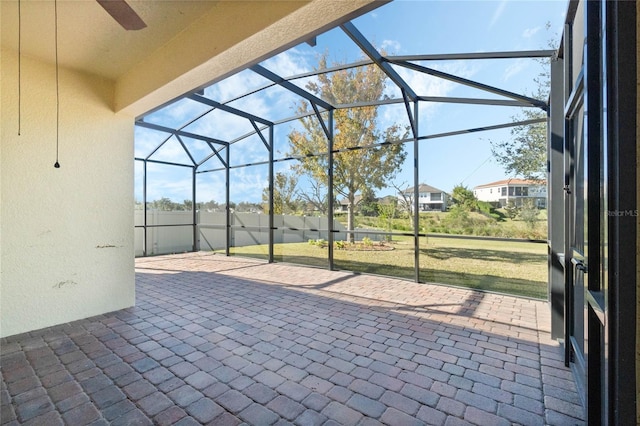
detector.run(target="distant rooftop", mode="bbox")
[400,183,447,194]
[474,178,546,189]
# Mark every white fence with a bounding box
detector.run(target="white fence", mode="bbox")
[135,211,355,256]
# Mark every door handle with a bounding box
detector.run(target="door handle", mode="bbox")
[571,257,588,273]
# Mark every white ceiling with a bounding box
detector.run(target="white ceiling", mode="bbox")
[1,0,220,80]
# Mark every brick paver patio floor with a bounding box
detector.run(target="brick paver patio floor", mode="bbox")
[1,252,584,425]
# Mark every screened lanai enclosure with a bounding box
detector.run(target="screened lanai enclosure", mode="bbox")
[134,1,558,301]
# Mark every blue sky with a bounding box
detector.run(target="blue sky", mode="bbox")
[135,0,568,204]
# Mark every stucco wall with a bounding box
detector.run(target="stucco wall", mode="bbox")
[0,48,135,338]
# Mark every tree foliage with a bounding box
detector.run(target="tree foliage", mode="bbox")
[518,199,540,229]
[491,42,550,182]
[451,184,478,212]
[262,171,299,214]
[288,54,409,240]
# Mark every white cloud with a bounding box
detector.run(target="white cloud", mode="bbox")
[522,26,541,38]
[376,61,479,127]
[260,48,311,78]
[489,0,508,30]
[381,39,401,54]
[502,58,529,81]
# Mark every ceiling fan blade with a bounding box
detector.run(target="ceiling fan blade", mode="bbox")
[96,0,147,31]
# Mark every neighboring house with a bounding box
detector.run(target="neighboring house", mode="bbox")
[336,195,363,212]
[399,183,449,212]
[473,178,547,208]
[336,194,398,213]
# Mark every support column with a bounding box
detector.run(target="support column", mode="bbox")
[549,56,565,340]
[327,111,335,271]
[192,166,198,252]
[225,148,231,256]
[268,126,274,263]
[413,102,420,283]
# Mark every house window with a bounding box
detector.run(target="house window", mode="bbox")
[515,187,522,196]
[431,192,441,201]
[501,187,507,196]
[508,187,515,196]
[522,187,528,196]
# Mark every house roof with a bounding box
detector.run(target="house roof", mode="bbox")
[473,178,547,189]
[401,183,446,194]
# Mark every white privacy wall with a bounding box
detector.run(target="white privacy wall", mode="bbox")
[1,48,135,338]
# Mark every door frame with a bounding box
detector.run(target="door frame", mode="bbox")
[554,1,636,423]
[605,1,637,424]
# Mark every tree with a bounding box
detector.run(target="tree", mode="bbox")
[504,200,520,220]
[519,199,540,229]
[262,171,299,214]
[392,181,416,231]
[377,199,398,241]
[490,30,551,182]
[288,54,409,241]
[490,109,547,181]
[151,197,180,211]
[297,179,329,216]
[451,185,478,212]
[359,188,379,217]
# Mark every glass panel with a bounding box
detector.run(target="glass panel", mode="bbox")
[226,85,311,123]
[271,159,329,267]
[418,127,547,298]
[134,160,144,226]
[418,102,526,138]
[230,133,269,167]
[352,1,566,55]
[135,126,170,158]
[148,136,194,165]
[146,225,193,256]
[197,169,227,252]
[229,228,269,261]
[183,107,255,143]
[198,147,227,172]
[330,101,414,278]
[204,68,274,103]
[228,164,268,259]
[143,98,211,129]
[419,235,547,299]
[180,137,217,165]
[259,26,367,77]
[134,227,144,257]
[289,67,403,105]
[146,162,194,225]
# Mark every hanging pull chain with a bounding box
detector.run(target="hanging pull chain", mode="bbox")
[18,0,21,136]
[54,0,60,168]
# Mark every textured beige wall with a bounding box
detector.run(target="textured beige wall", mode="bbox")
[0,48,135,337]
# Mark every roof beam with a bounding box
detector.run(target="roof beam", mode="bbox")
[392,60,548,110]
[136,120,228,146]
[188,93,273,126]
[418,118,546,141]
[250,64,334,111]
[340,21,418,101]
[390,50,555,61]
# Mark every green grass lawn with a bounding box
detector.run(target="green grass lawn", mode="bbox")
[218,235,548,299]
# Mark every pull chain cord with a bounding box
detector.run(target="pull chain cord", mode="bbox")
[18,0,21,136]
[54,0,60,168]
